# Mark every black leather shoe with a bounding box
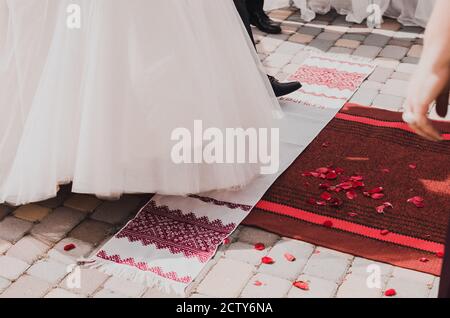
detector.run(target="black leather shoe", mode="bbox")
[269,76,301,97]
[250,12,282,34]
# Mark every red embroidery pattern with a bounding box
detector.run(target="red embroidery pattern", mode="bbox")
[311,56,373,68]
[289,65,366,91]
[298,89,348,100]
[115,201,236,263]
[96,250,192,283]
[188,195,252,211]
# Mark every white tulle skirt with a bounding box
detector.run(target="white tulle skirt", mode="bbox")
[0,0,282,205]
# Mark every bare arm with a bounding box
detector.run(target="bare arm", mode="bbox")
[405,0,450,141]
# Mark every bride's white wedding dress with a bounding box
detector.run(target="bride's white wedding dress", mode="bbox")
[0,0,281,205]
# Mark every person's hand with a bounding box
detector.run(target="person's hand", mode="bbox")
[403,67,449,142]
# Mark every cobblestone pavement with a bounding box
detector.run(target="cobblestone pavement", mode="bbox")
[1,7,448,298]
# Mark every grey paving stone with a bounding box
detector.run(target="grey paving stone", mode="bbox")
[299,26,323,36]
[103,277,147,298]
[224,242,267,266]
[369,67,394,83]
[258,239,314,281]
[0,255,30,280]
[379,45,409,60]
[0,217,33,243]
[391,267,435,285]
[241,273,292,298]
[0,205,12,221]
[302,248,351,282]
[275,41,304,55]
[372,94,405,111]
[0,277,11,293]
[381,79,409,97]
[238,227,280,247]
[263,53,292,68]
[402,56,420,64]
[142,288,182,298]
[396,62,417,74]
[60,268,109,296]
[45,288,84,298]
[363,33,391,47]
[0,239,12,255]
[93,288,128,298]
[1,275,52,298]
[328,47,353,55]
[64,194,102,213]
[196,258,254,298]
[307,39,334,52]
[384,277,431,298]
[6,236,50,264]
[31,207,86,243]
[288,274,338,298]
[48,237,94,265]
[91,195,142,225]
[341,33,366,42]
[69,219,113,246]
[390,72,411,81]
[337,274,383,298]
[348,258,394,279]
[316,31,342,41]
[27,259,68,284]
[353,45,382,59]
[350,87,379,105]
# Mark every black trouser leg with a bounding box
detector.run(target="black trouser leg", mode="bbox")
[246,0,265,15]
[439,223,450,298]
[233,0,255,45]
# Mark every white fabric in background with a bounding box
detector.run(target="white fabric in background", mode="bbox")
[0,0,282,205]
[265,0,436,27]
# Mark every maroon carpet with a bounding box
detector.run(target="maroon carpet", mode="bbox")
[244,103,450,275]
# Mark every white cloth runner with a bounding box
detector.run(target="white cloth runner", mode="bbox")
[265,0,436,28]
[86,53,375,295]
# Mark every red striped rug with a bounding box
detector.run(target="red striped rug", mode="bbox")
[244,103,450,275]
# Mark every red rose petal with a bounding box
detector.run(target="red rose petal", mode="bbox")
[339,182,353,190]
[407,196,425,208]
[346,190,357,200]
[350,175,364,182]
[335,167,345,175]
[223,238,231,245]
[409,163,417,169]
[254,280,263,286]
[352,181,365,188]
[284,253,296,262]
[348,212,358,217]
[330,198,343,207]
[307,198,316,205]
[323,220,333,228]
[64,243,76,252]
[383,202,394,209]
[319,183,331,190]
[376,205,386,214]
[326,172,338,180]
[419,257,429,263]
[321,142,331,148]
[320,191,332,201]
[316,167,330,174]
[293,281,310,291]
[310,172,321,178]
[254,243,266,251]
[384,289,397,297]
[371,193,385,200]
[436,251,445,258]
[381,168,390,173]
[302,172,313,177]
[380,229,390,236]
[261,256,275,265]
[316,200,327,206]
[369,187,384,194]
